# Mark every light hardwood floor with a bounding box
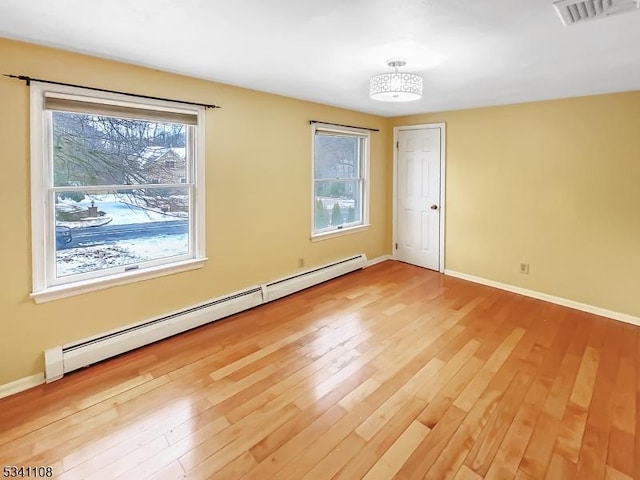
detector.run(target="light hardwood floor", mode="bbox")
[0,261,637,479]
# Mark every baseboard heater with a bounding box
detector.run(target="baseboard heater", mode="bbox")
[44,254,367,382]
[262,254,367,302]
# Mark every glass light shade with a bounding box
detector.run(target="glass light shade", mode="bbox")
[369,72,423,102]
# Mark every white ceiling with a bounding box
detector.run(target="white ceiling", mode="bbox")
[0,0,639,117]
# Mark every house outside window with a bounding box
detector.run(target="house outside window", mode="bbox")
[312,123,369,238]
[30,82,206,302]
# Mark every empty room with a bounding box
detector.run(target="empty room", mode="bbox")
[0,1,639,479]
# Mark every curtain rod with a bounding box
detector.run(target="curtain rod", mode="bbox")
[309,120,379,132]
[3,74,221,109]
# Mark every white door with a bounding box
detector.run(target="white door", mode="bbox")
[395,126,443,271]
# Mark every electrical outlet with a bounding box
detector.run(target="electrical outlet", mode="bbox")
[520,263,529,274]
[298,257,305,268]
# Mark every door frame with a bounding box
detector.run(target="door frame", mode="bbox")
[392,123,446,273]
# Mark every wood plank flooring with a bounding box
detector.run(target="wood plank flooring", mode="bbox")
[0,261,638,479]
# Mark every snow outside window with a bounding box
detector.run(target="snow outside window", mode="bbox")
[312,124,369,238]
[30,83,206,302]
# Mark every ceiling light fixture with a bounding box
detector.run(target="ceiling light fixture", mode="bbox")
[370,58,423,102]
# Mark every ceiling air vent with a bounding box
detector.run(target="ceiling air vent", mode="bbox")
[553,0,640,25]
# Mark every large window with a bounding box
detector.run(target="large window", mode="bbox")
[312,124,369,237]
[30,83,206,302]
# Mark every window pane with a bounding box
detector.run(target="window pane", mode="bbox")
[54,188,189,278]
[314,180,362,231]
[52,112,188,186]
[313,134,360,179]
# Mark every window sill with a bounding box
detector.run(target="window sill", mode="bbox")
[31,258,207,304]
[311,224,370,242]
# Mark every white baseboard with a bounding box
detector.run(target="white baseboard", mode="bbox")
[366,255,391,267]
[0,373,45,400]
[445,269,640,328]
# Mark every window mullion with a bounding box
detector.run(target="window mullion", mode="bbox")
[31,82,206,297]
[314,177,361,182]
[312,125,369,237]
[51,183,192,193]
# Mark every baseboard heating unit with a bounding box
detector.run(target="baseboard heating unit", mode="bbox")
[263,254,367,302]
[44,253,367,382]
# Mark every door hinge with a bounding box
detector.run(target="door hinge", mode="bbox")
[396,141,399,149]
[395,243,398,250]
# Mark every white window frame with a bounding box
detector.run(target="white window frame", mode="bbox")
[311,123,370,240]
[30,82,207,303]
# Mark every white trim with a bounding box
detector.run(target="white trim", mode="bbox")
[445,269,640,327]
[365,255,391,267]
[32,258,207,303]
[310,123,370,239]
[0,373,45,400]
[29,82,207,298]
[30,84,47,293]
[439,125,446,272]
[392,123,446,273]
[311,224,370,241]
[194,104,207,260]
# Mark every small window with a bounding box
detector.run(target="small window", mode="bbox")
[164,160,176,168]
[312,124,369,237]
[30,82,206,301]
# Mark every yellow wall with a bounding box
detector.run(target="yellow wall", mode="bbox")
[2,35,639,387]
[392,92,640,318]
[0,38,392,385]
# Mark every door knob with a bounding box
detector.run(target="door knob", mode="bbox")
[430,204,438,210]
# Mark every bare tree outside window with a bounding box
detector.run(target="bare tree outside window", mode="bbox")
[51,112,192,277]
[30,82,205,299]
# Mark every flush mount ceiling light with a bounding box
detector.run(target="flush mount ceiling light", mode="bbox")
[370,58,423,102]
